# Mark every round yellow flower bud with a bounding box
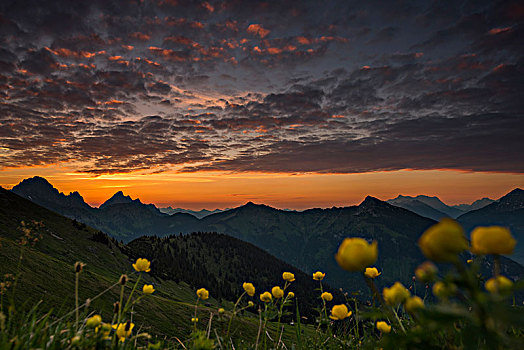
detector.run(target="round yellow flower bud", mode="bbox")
[383,282,410,306]
[272,286,284,299]
[86,314,102,328]
[329,304,352,320]
[243,282,255,296]
[415,261,438,282]
[485,275,513,294]
[196,288,209,300]
[335,237,378,272]
[364,267,381,279]
[321,292,333,301]
[418,219,468,262]
[282,272,295,282]
[191,317,198,323]
[71,336,81,345]
[143,284,155,295]
[260,291,272,303]
[376,321,391,333]
[248,301,254,307]
[288,292,295,298]
[404,296,424,313]
[132,258,151,272]
[218,308,225,314]
[313,271,325,280]
[471,226,516,255]
[432,281,456,299]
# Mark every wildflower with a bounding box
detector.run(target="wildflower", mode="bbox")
[335,237,378,271]
[415,261,438,282]
[113,322,135,342]
[86,314,102,328]
[133,258,151,272]
[404,296,424,313]
[364,267,381,279]
[288,292,295,298]
[191,317,198,323]
[119,274,128,286]
[282,272,295,282]
[260,291,272,303]
[432,281,456,299]
[197,288,209,300]
[313,271,325,280]
[321,292,333,301]
[471,226,516,255]
[329,304,352,320]
[143,284,155,295]
[418,219,468,262]
[376,321,391,333]
[71,336,81,345]
[243,282,255,296]
[248,301,254,307]
[272,286,284,299]
[383,282,410,306]
[467,259,473,264]
[74,262,85,273]
[485,275,513,294]
[95,323,112,339]
[218,308,225,315]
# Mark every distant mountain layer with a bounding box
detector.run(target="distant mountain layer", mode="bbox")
[387,194,495,221]
[159,207,225,218]
[458,188,524,265]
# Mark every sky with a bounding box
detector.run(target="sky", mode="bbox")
[0,0,523,209]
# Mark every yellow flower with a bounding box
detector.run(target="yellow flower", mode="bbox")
[485,275,513,294]
[321,292,333,301]
[335,237,378,272]
[471,226,516,255]
[96,323,112,339]
[376,321,391,333]
[143,284,155,295]
[288,292,295,298]
[383,282,410,306]
[248,301,254,307]
[418,219,468,262]
[415,261,438,282]
[364,267,381,279]
[272,286,284,299]
[243,282,255,296]
[191,317,198,323]
[218,308,225,314]
[260,291,272,303]
[86,314,102,328]
[197,288,209,300]
[432,281,456,299]
[132,258,151,272]
[467,259,473,264]
[282,272,295,282]
[329,304,352,320]
[112,322,134,342]
[404,296,424,313]
[313,271,325,280]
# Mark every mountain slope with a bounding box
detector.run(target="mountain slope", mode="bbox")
[452,198,495,212]
[458,188,524,265]
[159,207,225,218]
[387,195,464,219]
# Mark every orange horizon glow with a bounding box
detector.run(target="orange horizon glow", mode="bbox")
[0,165,522,210]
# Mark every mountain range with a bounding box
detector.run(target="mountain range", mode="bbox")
[8,177,524,293]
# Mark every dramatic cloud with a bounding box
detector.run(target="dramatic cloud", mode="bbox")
[0,0,523,175]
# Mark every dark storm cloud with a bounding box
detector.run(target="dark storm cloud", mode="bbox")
[1,0,523,174]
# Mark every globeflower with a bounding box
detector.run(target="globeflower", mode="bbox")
[133,258,151,272]
[415,261,438,282]
[197,288,209,300]
[260,291,272,303]
[282,272,295,282]
[376,321,391,333]
[329,304,352,320]
[485,275,513,294]
[471,226,516,255]
[112,322,134,342]
[418,219,468,262]
[143,284,155,295]
[313,271,325,280]
[404,296,424,313]
[335,237,378,272]
[243,282,255,296]
[383,282,410,306]
[288,292,295,298]
[432,281,456,299]
[86,314,102,328]
[364,267,381,279]
[321,292,333,301]
[272,286,284,299]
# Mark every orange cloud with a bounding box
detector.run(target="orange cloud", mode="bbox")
[45,47,97,59]
[247,24,270,38]
[129,32,151,41]
[488,27,512,35]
